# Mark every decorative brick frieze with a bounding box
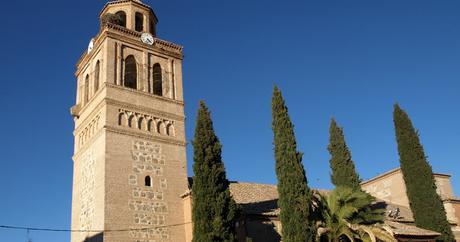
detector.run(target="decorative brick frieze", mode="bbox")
[78,114,101,149]
[119,109,176,137]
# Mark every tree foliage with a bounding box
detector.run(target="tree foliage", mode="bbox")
[315,187,391,242]
[271,86,313,242]
[393,104,454,242]
[328,119,361,189]
[191,101,238,242]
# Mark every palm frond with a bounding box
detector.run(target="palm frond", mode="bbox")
[314,187,395,242]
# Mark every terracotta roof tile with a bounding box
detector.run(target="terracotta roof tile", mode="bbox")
[186,179,441,238]
[228,182,329,216]
[385,221,441,237]
[229,182,279,216]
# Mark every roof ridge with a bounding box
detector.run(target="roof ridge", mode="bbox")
[230,181,276,186]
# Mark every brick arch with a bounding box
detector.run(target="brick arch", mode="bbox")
[138,116,147,131]
[128,114,137,128]
[118,112,128,126]
[147,119,156,132]
[157,121,166,135]
[124,55,137,90]
[94,60,100,94]
[166,123,175,137]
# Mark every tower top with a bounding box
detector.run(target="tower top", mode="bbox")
[99,0,158,34]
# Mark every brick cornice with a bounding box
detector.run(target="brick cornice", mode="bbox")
[104,85,185,121]
[105,125,187,147]
[76,25,183,75]
[71,83,185,123]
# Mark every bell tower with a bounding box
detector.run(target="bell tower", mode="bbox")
[70,1,188,241]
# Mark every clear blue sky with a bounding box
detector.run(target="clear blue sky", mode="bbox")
[1,0,459,241]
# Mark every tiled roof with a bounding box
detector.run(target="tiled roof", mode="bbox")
[229,182,279,216]
[383,202,414,222]
[227,181,418,223]
[186,179,443,238]
[229,182,278,205]
[228,182,327,216]
[227,182,440,237]
[385,221,441,237]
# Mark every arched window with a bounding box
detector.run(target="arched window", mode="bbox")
[84,74,89,103]
[135,12,144,32]
[115,11,126,27]
[145,176,152,187]
[124,55,137,89]
[94,61,100,93]
[152,63,162,96]
[149,19,156,36]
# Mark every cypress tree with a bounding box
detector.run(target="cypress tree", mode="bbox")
[191,101,238,242]
[327,118,361,189]
[393,104,454,242]
[272,86,312,242]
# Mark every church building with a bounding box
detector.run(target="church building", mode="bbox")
[70,1,460,242]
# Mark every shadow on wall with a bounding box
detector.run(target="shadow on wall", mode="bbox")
[83,232,103,242]
[241,199,388,242]
[241,199,281,242]
[241,199,278,215]
[245,216,281,242]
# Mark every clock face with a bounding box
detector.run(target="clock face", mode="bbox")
[141,33,154,45]
[87,39,94,54]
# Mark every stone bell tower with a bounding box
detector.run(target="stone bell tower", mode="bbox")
[70,1,188,241]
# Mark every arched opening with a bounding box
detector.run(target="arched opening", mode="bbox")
[145,176,152,187]
[149,19,156,36]
[147,119,154,132]
[84,74,90,104]
[166,124,175,137]
[124,55,137,89]
[115,11,126,27]
[157,121,166,135]
[128,115,136,128]
[138,117,147,131]
[152,63,162,96]
[118,113,127,126]
[94,61,100,93]
[135,12,144,32]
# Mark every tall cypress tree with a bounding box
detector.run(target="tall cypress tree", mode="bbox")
[393,104,454,242]
[272,86,312,242]
[192,101,238,242]
[327,119,361,189]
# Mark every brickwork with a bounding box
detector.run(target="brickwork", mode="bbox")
[129,141,170,240]
[71,1,187,241]
[79,150,96,231]
[119,108,176,137]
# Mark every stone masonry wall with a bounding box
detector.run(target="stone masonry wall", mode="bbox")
[79,150,96,231]
[129,140,169,241]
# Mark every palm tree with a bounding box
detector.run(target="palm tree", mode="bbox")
[314,187,395,242]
